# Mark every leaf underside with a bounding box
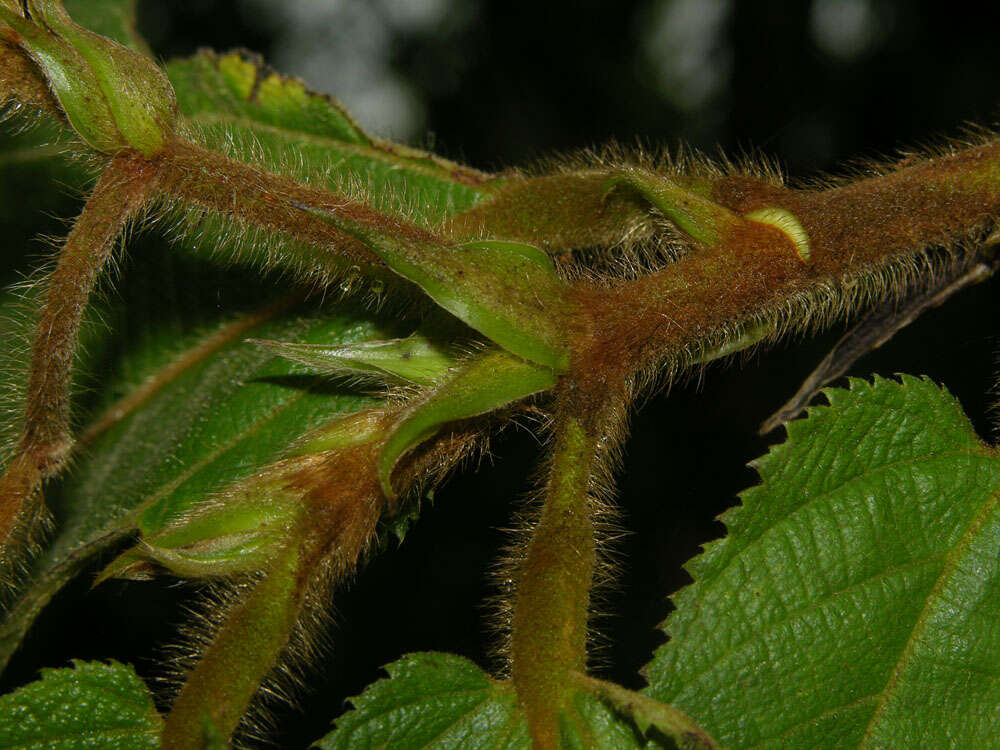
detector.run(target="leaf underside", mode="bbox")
[166,50,494,224]
[0,249,395,669]
[0,7,495,667]
[645,376,1000,748]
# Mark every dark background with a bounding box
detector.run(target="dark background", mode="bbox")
[3,1,1000,747]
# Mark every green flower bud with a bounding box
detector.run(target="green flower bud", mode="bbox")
[97,479,301,583]
[0,0,176,155]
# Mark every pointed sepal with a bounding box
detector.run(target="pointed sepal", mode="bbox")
[378,350,557,498]
[251,333,456,386]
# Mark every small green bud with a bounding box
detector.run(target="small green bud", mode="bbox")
[97,479,300,583]
[378,349,557,498]
[744,207,811,262]
[0,0,176,155]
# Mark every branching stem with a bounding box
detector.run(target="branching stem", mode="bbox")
[161,543,306,749]
[154,139,403,281]
[0,150,157,559]
[573,139,1000,385]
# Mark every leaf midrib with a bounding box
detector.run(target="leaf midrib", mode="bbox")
[672,552,943,704]
[183,112,493,190]
[668,449,985,693]
[857,483,1000,748]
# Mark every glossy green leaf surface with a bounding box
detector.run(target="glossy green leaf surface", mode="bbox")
[166,50,494,224]
[645,376,1000,748]
[315,652,649,749]
[0,660,161,749]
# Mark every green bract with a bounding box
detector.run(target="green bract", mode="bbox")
[97,478,302,582]
[378,349,558,498]
[298,202,573,371]
[608,169,741,246]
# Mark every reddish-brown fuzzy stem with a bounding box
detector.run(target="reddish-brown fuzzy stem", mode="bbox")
[0,150,157,558]
[510,386,622,749]
[153,139,450,282]
[573,139,1000,384]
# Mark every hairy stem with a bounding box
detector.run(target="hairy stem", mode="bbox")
[570,672,720,750]
[161,543,306,749]
[574,139,1000,385]
[155,138,401,282]
[510,387,621,748]
[0,150,157,561]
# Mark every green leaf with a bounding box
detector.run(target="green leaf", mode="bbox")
[0,251,395,669]
[316,652,529,749]
[645,375,1000,748]
[166,50,495,225]
[0,660,161,749]
[316,652,652,750]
